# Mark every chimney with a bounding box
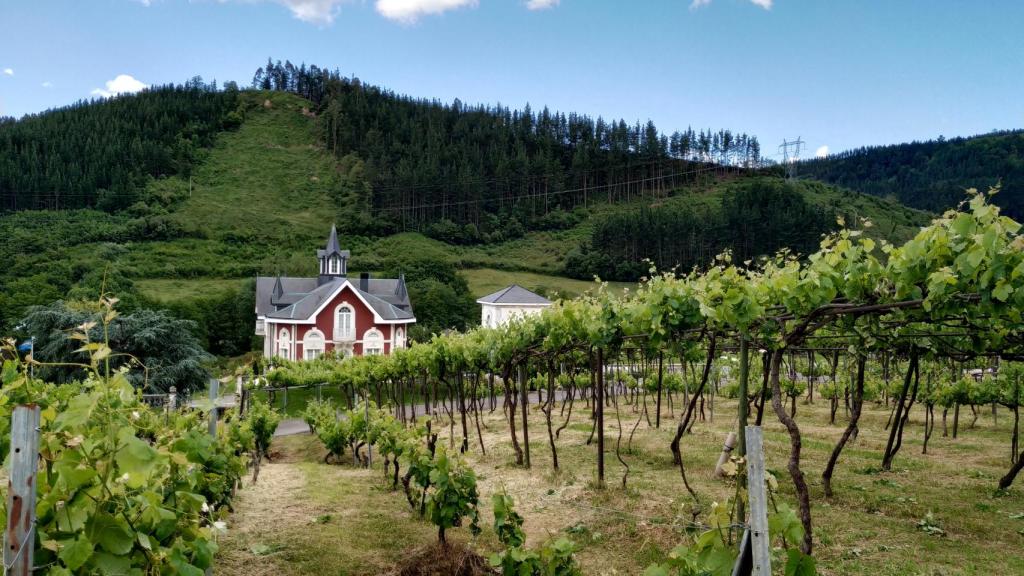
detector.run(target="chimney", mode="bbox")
[359,272,370,292]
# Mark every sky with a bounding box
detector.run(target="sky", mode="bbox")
[1,0,1022,157]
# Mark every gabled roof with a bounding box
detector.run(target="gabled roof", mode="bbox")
[265,279,342,320]
[257,278,415,324]
[256,276,319,316]
[476,284,552,306]
[357,287,416,321]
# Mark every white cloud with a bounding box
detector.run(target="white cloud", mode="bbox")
[41,81,53,88]
[375,0,477,23]
[2,68,13,76]
[273,0,349,24]
[815,145,829,158]
[526,0,558,10]
[691,0,771,10]
[91,74,149,98]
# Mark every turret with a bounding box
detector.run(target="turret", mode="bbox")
[316,224,349,285]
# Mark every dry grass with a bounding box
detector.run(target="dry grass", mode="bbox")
[217,394,1024,575]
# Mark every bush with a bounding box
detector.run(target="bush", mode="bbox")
[0,346,244,574]
[246,396,281,460]
[425,447,481,544]
[489,493,582,576]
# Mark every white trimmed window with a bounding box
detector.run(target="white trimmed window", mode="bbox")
[335,304,354,340]
[394,327,405,349]
[329,256,340,275]
[278,328,290,360]
[304,330,325,360]
[363,328,384,356]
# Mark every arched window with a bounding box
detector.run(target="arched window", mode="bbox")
[335,304,353,340]
[303,330,325,360]
[394,327,405,349]
[363,328,384,356]
[277,328,290,360]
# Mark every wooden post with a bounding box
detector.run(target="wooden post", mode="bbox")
[735,337,750,528]
[208,380,219,438]
[744,425,771,575]
[5,405,40,576]
[737,338,749,456]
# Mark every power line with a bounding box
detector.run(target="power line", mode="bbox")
[778,137,805,180]
[374,163,737,214]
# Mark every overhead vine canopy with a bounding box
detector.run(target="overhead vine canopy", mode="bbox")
[267,188,1024,557]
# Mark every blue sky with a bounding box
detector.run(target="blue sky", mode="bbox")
[1,0,1022,156]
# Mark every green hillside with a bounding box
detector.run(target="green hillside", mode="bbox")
[0,88,933,357]
[802,129,1024,219]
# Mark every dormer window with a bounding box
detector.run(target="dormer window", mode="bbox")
[329,256,339,275]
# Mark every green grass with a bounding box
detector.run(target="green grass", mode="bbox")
[216,393,1024,576]
[173,91,339,240]
[136,278,249,303]
[461,268,634,299]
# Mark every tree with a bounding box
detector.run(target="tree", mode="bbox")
[20,300,211,392]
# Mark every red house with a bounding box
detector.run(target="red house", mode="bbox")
[255,226,415,360]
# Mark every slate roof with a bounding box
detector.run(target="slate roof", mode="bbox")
[256,226,413,323]
[315,225,350,260]
[476,284,552,306]
[256,276,414,322]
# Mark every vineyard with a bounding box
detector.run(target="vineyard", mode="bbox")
[4,189,1024,575]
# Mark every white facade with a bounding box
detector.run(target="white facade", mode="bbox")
[480,302,549,328]
[477,284,553,328]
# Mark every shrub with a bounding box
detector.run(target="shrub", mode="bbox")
[425,446,481,544]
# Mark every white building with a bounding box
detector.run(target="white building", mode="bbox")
[477,284,553,328]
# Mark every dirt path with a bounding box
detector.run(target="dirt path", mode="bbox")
[215,451,317,576]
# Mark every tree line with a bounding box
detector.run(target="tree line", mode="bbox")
[802,129,1024,219]
[251,58,765,233]
[565,179,838,281]
[0,77,240,212]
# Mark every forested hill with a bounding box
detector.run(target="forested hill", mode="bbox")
[0,78,240,212]
[0,66,931,357]
[801,129,1024,219]
[253,59,765,235]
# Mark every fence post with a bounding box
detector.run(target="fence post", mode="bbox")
[744,425,771,575]
[209,380,219,438]
[169,386,178,411]
[5,404,40,576]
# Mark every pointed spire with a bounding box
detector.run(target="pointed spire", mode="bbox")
[394,271,408,301]
[324,224,341,255]
[272,274,284,300]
